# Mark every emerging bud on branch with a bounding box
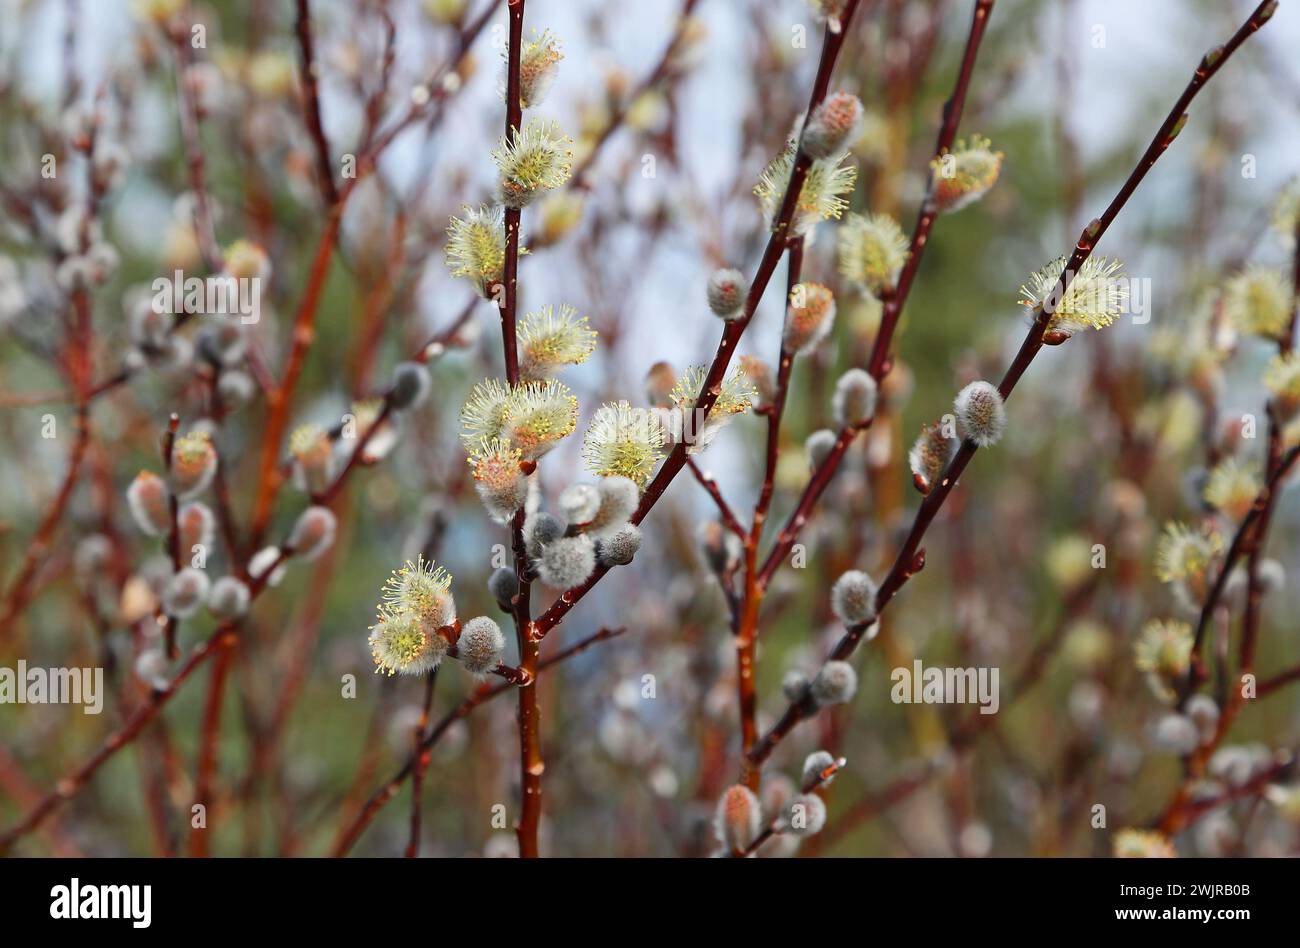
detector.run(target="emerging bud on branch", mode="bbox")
[458,616,506,675]
[805,428,837,471]
[831,569,878,626]
[802,92,863,160]
[536,535,597,589]
[163,567,210,618]
[208,575,251,619]
[811,660,858,706]
[288,505,337,562]
[784,282,836,355]
[707,268,747,320]
[779,793,827,836]
[290,424,335,495]
[908,421,957,494]
[832,368,878,428]
[127,470,172,536]
[597,524,642,567]
[802,750,840,788]
[389,361,431,411]
[953,381,1006,447]
[487,568,519,610]
[715,784,761,855]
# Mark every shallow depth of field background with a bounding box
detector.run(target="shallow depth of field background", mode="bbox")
[2,0,1300,856]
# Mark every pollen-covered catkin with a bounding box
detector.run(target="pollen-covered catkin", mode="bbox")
[512,29,562,109]
[493,119,574,208]
[954,380,1006,447]
[811,661,858,706]
[537,535,597,588]
[369,611,447,676]
[458,616,506,674]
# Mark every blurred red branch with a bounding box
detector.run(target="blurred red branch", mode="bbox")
[294,0,340,206]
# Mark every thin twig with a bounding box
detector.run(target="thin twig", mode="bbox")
[294,0,340,206]
[330,626,626,857]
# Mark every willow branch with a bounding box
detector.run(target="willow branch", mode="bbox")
[758,0,996,588]
[529,0,865,643]
[746,0,1278,770]
[686,457,745,538]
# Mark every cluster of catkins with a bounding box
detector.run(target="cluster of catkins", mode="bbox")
[123,238,270,389]
[1124,181,1300,744]
[290,358,433,494]
[120,295,438,687]
[713,751,843,857]
[124,420,338,628]
[518,475,645,591]
[367,556,507,679]
[444,27,572,298]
